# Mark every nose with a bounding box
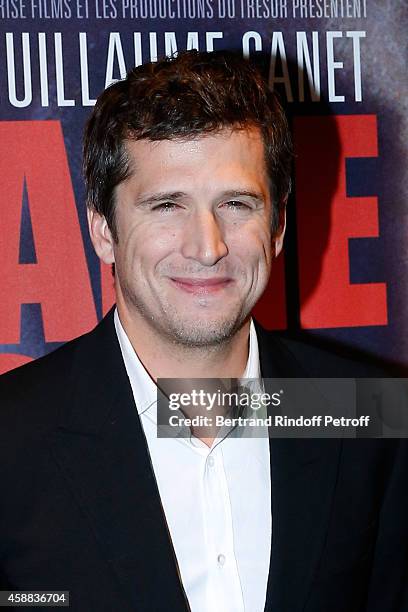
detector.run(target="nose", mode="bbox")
[181,210,228,266]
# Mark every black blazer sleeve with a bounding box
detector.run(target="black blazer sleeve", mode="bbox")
[365,439,408,612]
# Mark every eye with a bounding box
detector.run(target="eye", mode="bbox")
[151,202,180,213]
[222,200,252,211]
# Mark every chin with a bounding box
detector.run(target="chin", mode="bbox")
[160,312,248,348]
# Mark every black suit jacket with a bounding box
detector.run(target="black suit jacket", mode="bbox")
[0,309,407,612]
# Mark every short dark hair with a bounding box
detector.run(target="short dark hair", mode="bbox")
[83,50,292,240]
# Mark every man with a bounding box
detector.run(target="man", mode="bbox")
[0,51,407,612]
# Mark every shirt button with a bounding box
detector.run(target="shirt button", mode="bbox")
[208,456,215,467]
[217,554,226,566]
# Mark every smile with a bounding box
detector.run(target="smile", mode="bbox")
[169,277,234,295]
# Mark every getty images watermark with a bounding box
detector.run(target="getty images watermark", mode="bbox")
[156,378,408,439]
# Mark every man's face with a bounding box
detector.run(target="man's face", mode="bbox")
[90,127,285,347]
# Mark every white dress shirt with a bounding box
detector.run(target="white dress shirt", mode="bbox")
[114,310,271,612]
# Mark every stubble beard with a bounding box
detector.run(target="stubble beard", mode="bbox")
[158,302,248,348]
[122,282,249,349]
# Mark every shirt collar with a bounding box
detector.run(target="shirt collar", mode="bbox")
[114,308,261,416]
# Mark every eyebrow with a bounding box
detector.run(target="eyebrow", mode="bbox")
[136,189,266,206]
[136,192,186,206]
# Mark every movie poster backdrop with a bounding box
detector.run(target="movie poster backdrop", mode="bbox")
[0,1,407,373]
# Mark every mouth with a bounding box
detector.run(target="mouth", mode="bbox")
[169,277,234,295]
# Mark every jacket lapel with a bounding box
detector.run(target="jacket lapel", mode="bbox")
[47,309,190,611]
[256,325,342,612]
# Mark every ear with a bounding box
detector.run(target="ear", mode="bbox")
[272,204,287,258]
[87,208,115,265]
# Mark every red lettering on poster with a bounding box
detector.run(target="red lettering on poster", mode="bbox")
[253,252,286,330]
[294,115,387,328]
[0,121,97,343]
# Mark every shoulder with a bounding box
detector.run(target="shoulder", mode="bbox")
[254,323,387,378]
[1,335,79,392]
[0,333,87,436]
[0,309,117,429]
